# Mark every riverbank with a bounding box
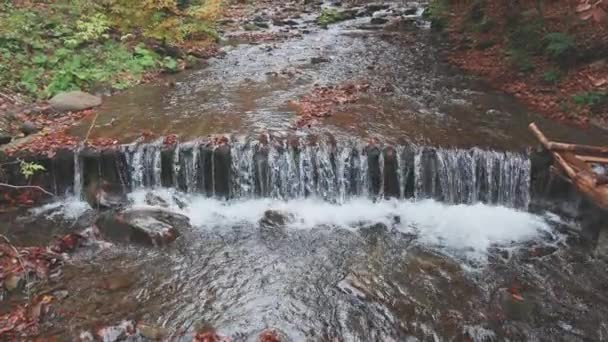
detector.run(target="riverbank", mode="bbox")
[434,0,608,129]
[0,0,222,148]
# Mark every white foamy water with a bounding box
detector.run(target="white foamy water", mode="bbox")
[127,189,554,260]
[31,189,555,261]
[30,196,91,220]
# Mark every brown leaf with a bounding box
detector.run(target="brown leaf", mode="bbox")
[576,3,592,12]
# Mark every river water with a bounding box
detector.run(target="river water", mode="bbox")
[3,1,608,341]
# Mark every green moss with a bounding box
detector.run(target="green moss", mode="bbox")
[317,8,347,28]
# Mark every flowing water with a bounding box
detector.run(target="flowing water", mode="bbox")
[3,1,608,341]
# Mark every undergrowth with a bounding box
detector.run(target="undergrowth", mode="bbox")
[0,0,221,100]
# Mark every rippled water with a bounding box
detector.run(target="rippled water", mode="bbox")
[4,1,608,340]
[25,191,585,341]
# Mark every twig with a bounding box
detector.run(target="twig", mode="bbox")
[84,110,99,142]
[0,234,31,300]
[0,183,55,197]
[0,160,22,167]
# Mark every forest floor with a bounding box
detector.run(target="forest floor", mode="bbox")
[438,1,608,130]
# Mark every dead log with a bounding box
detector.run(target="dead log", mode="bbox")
[576,155,608,165]
[529,123,608,157]
[554,152,608,210]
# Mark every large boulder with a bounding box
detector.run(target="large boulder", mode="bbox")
[49,91,102,112]
[95,209,190,246]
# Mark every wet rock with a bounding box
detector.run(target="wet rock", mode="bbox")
[370,17,389,25]
[144,193,169,207]
[49,90,102,112]
[365,3,390,15]
[0,132,12,145]
[85,180,127,210]
[95,209,189,246]
[137,322,169,340]
[311,56,330,64]
[20,121,40,135]
[356,24,384,30]
[403,7,418,16]
[259,210,289,228]
[254,21,270,29]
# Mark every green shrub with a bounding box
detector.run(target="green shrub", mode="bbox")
[0,0,220,99]
[541,70,561,84]
[507,19,543,54]
[571,92,608,106]
[544,32,576,67]
[475,39,496,50]
[424,0,449,31]
[507,49,534,72]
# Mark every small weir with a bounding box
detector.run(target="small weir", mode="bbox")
[58,136,533,208]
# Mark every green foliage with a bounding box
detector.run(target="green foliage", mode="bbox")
[541,70,561,84]
[317,8,347,27]
[507,49,535,72]
[475,39,496,50]
[0,0,220,99]
[507,20,544,54]
[544,32,576,66]
[571,92,608,106]
[20,161,45,179]
[425,0,449,31]
[101,0,220,44]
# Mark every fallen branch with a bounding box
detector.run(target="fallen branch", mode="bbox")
[84,110,99,142]
[0,183,55,197]
[529,123,608,156]
[0,234,31,300]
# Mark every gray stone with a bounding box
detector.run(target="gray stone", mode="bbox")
[20,121,40,135]
[0,132,12,145]
[311,56,330,64]
[95,209,189,246]
[49,91,102,112]
[370,17,389,25]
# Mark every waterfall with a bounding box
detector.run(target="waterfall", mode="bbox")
[71,136,532,209]
[73,147,83,199]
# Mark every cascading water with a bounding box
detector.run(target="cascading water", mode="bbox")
[72,136,532,209]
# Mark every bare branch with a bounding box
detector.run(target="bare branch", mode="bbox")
[0,183,55,197]
[0,234,31,300]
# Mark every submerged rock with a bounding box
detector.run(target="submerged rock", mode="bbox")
[95,209,189,246]
[49,91,102,112]
[259,210,290,228]
[370,17,389,25]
